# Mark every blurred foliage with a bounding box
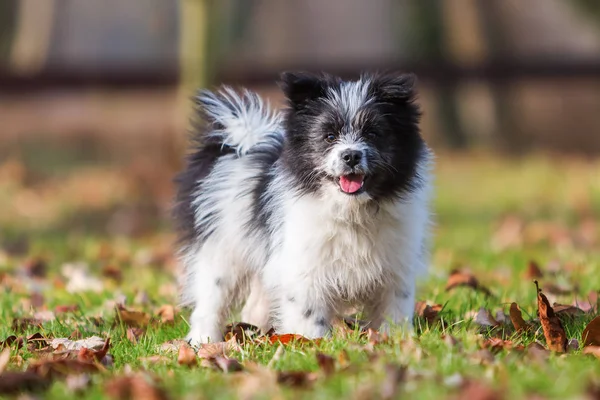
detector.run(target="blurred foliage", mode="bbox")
[0,0,18,62]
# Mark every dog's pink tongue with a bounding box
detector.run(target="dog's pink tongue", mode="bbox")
[339,175,364,193]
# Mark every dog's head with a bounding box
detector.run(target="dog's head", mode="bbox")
[280,72,426,202]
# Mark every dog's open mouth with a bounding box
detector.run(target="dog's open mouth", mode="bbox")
[339,174,366,194]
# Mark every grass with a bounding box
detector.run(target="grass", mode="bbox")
[1,152,600,399]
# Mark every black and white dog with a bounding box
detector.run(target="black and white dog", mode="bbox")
[174,72,433,345]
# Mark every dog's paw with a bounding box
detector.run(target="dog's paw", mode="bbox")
[185,330,220,348]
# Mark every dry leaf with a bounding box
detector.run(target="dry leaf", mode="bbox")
[115,305,150,328]
[470,349,495,365]
[209,356,243,373]
[0,371,50,395]
[12,318,43,332]
[0,348,9,375]
[23,258,47,278]
[224,322,262,343]
[446,270,492,296]
[268,334,313,345]
[55,304,79,314]
[0,335,18,350]
[27,358,103,379]
[536,281,567,352]
[77,338,111,364]
[127,328,145,345]
[468,308,500,327]
[380,364,406,400]
[177,343,197,367]
[50,336,106,352]
[102,265,123,282]
[582,316,600,347]
[455,380,502,400]
[104,374,170,400]
[509,302,529,332]
[197,337,240,359]
[277,371,317,388]
[525,260,543,279]
[553,304,584,318]
[583,346,600,359]
[316,353,335,376]
[415,302,443,325]
[159,340,188,353]
[156,305,176,324]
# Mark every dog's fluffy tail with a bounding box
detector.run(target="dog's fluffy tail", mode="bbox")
[196,88,282,157]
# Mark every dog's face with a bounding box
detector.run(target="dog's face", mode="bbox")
[280,72,425,201]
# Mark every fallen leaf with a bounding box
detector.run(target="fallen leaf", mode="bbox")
[455,380,502,400]
[582,316,600,347]
[525,260,543,279]
[509,302,529,332]
[268,334,313,345]
[50,336,106,352]
[470,349,495,365]
[316,353,335,376]
[224,322,262,343]
[568,338,580,351]
[442,334,460,348]
[140,356,171,364]
[367,328,389,345]
[156,305,176,324]
[209,356,243,373]
[12,318,43,332]
[277,371,316,388]
[27,358,103,379]
[177,343,197,367]
[159,340,188,353]
[0,371,51,395]
[102,265,123,282]
[536,281,567,352]
[415,302,443,325]
[26,332,48,351]
[1,335,18,349]
[380,364,406,400]
[22,258,47,278]
[196,337,240,359]
[77,338,110,364]
[115,305,150,328]
[55,305,80,314]
[467,308,500,327]
[126,328,145,344]
[0,348,9,375]
[104,374,170,400]
[446,270,492,296]
[553,304,584,318]
[582,346,600,359]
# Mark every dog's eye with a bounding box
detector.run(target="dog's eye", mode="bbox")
[324,134,336,143]
[366,132,378,139]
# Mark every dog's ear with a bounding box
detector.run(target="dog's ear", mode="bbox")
[370,73,417,104]
[279,72,331,109]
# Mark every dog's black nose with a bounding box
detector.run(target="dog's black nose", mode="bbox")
[341,150,362,168]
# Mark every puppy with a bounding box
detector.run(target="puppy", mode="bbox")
[173,72,433,346]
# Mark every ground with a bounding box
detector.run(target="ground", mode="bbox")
[1,152,600,399]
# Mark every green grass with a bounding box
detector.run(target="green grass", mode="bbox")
[1,153,600,399]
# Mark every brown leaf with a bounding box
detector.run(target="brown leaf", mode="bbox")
[582,346,600,359]
[27,358,103,379]
[415,302,443,325]
[12,318,43,332]
[55,304,80,314]
[277,371,316,388]
[470,349,495,365]
[536,281,567,353]
[445,270,492,296]
[27,332,48,351]
[481,338,522,353]
[102,265,123,282]
[115,305,150,328]
[367,328,390,345]
[156,305,176,325]
[509,302,529,332]
[177,343,197,367]
[582,316,600,347]
[380,364,406,400]
[224,322,262,343]
[104,374,171,400]
[0,348,9,375]
[23,258,47,278]
[553,303,584,318]
[525,260,543,279]
[316,353,335,376]
[126,328,145,345]
[0,371,51,395]
[158,340,188,354]
[77,338,110,364]
[0,335,18,350]
[196,337,240,359]
[456,380,502,400]
[209,356,244,373]
[468,308,500,327]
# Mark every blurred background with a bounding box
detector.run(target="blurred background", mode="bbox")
[1,0,600,243]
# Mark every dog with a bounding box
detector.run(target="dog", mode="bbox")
[173,72,433,346]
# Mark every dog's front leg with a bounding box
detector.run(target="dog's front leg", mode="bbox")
[273,282,332,339]
[365,280,415,334]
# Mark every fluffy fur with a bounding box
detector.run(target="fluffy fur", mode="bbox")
[173,72,434,346]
